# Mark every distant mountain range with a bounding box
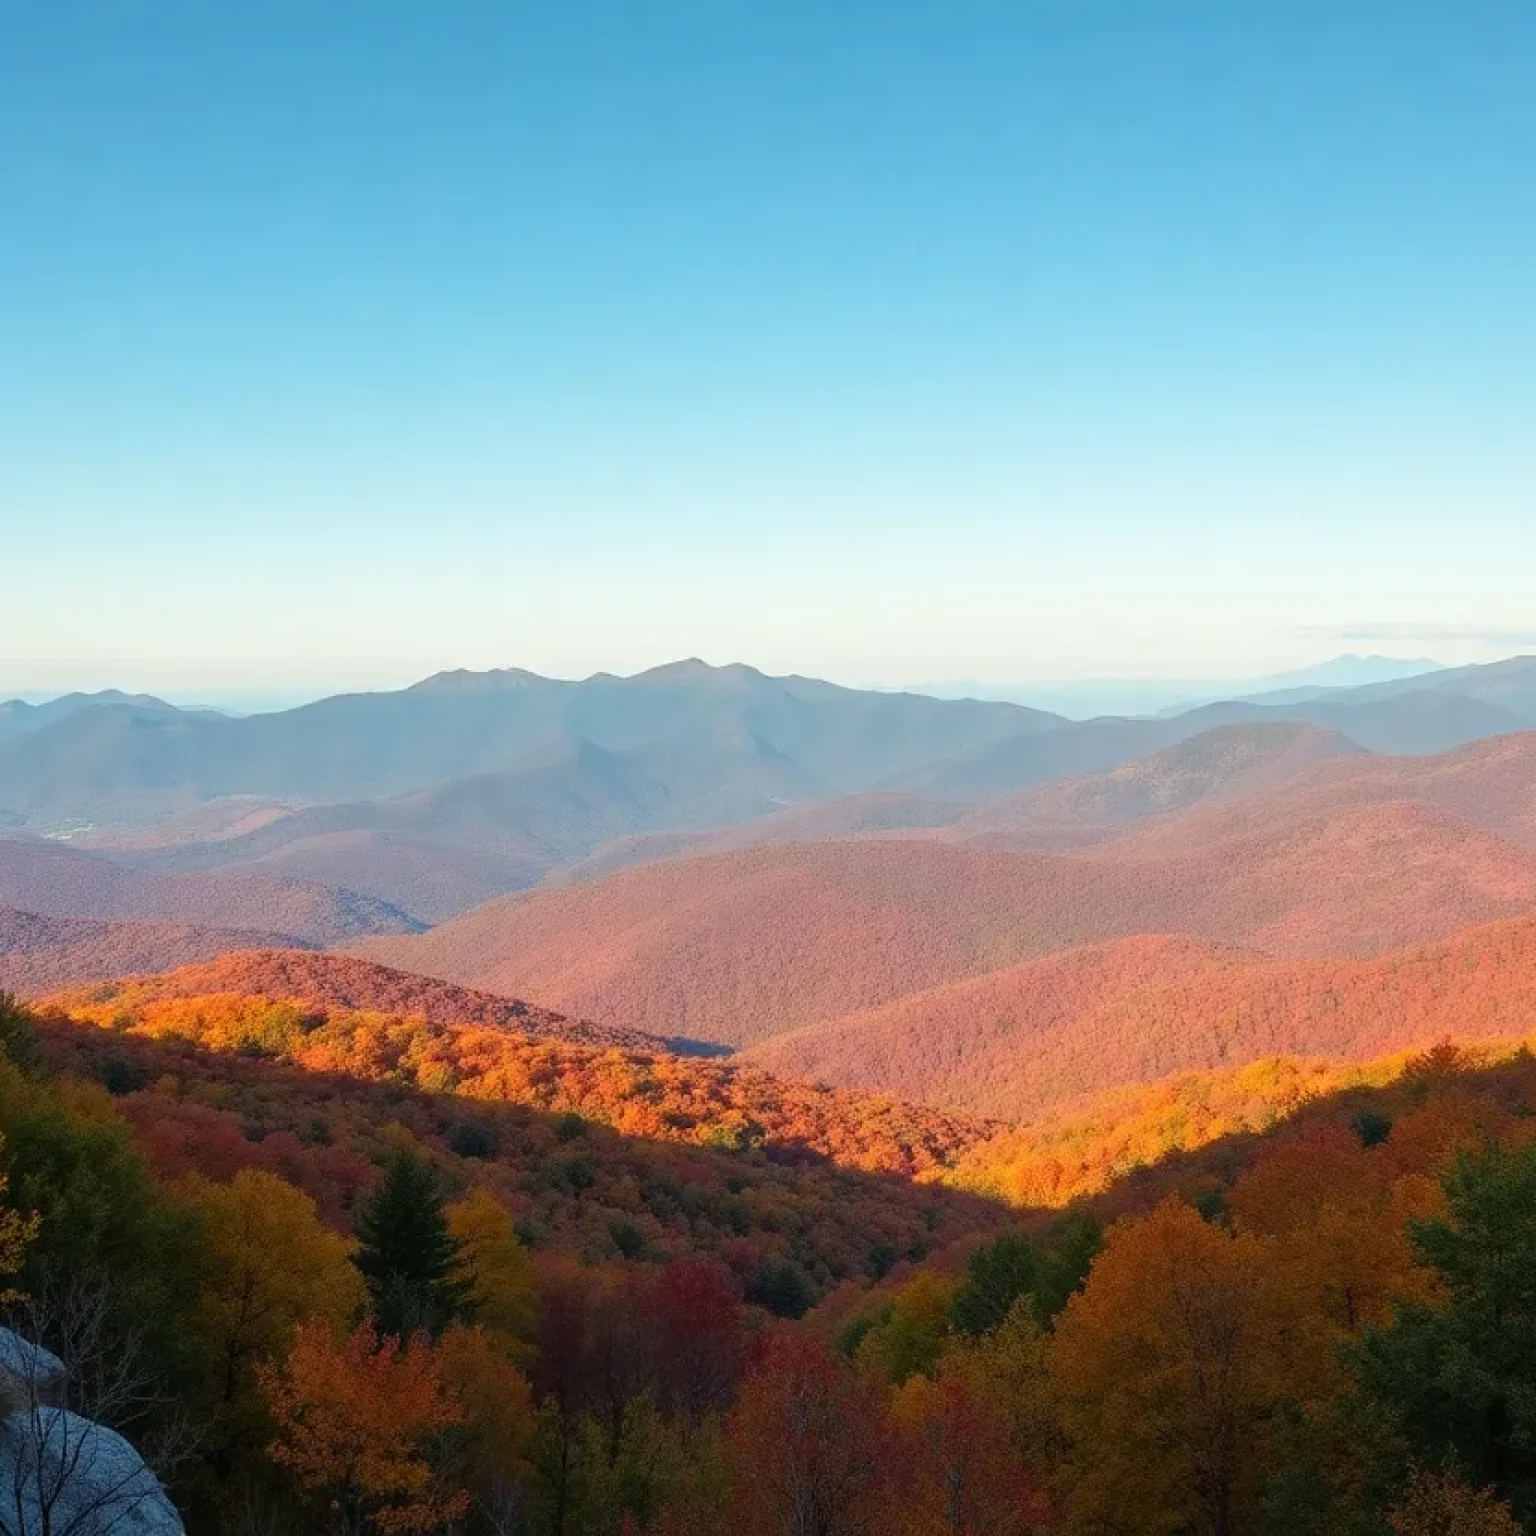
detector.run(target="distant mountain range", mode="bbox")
[0,689,186,745]
[917,653,1447,717]
[0,660,1048,830]
[1,654,1532,930]
[7,652,1536,1131]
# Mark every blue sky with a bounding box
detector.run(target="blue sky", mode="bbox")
[2,1,1533,698]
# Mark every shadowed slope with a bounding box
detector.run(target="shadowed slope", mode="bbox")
[31,1007,1006,1291]
[949,721,1368,849]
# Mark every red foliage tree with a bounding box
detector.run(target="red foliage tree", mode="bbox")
[728,1331,895,1536]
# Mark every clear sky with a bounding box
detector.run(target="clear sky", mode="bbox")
[2,1,1533,698]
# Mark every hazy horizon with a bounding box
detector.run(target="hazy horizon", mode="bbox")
[0,648,1483,721]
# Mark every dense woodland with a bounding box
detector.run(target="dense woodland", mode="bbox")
[745,917,1536,1119]
[10,698,1536,1531]
[356,812,1536,1054]
[1,979,1536,1533]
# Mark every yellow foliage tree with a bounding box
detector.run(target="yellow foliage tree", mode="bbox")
[444,1188,536,1357]
[0,1141,39,1305]
[436,1323,535,1525]
[1050,1198,1330,1536]
[1230,1130,1443,1343]
[954,1300,1062,1473]
[857,1272,958,1384]
[178,1168,364,1442]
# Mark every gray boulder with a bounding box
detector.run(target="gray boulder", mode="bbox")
[0,1405,183,1535]
[0,1331,64,1410]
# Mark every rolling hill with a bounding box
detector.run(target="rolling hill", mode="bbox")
[901,685,1532,801]
[556,790,966,884]
[140,718,1535,919]
[742,916,1536,1118]
[1089,730,1536,863]
[76,733,832,920]
[934,726,1536,868]
[39,957,999,1185]
[0,906,311,995]
[1077,798,1536,956]
[75,795,296,849]
[356,802,1536,1049]
[0,835,421,943]
[360,840,1105,1048]
[39,948,672,1051]
[947,721,1369,849]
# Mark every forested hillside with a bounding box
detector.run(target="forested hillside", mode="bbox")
[359,809,1536,1049]
[0,906,313,995]
[7,981,1536,1534]
[50,949,676,1050]
[8,675,1536,1536]
[0,835,420,942]
[744,916,1536,1118]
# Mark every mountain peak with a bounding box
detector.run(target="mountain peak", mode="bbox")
[406,667,552,693]
[629,659,765,686]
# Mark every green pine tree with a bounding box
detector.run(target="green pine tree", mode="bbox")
[951,1231,1039,1338]
[1354,1141,1536,1519]
[355,1151,469,1339]
[0,992,43,1076]
[950,1211,1100,1338]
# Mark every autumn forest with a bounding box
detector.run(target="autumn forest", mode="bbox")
[12,0,1536,1524]
[6,662,1536,1533]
